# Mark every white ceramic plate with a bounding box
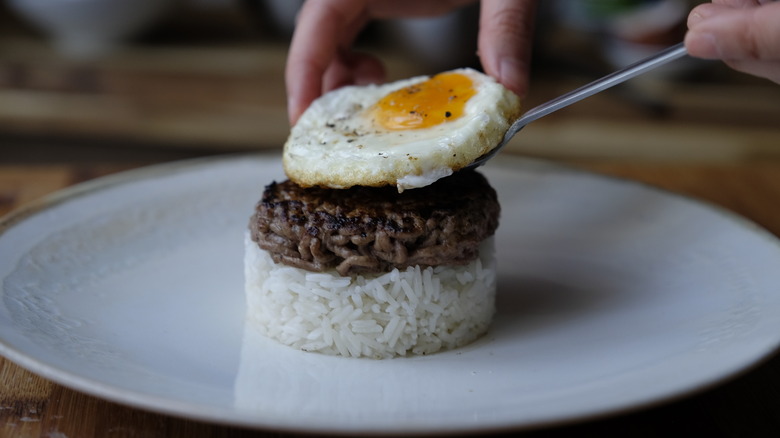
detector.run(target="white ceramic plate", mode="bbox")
[2,155,780,434]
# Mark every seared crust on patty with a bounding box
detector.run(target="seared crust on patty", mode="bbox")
[249,170,500,276]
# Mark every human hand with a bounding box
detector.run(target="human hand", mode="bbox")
[285,0,538,125]
[685,0,780,84]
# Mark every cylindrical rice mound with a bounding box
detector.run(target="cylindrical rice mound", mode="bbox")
[243,232,497,359]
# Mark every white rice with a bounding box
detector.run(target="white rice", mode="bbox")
[243,232,497,359]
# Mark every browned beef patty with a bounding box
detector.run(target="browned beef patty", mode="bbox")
[249,170,500,276]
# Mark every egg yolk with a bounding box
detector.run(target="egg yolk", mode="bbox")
[371,72,476,130]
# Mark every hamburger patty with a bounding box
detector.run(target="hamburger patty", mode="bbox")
[249,169,500,275]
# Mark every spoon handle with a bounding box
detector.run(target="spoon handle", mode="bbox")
[504,42,688,141]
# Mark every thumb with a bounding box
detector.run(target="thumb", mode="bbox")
[685,2,780,61]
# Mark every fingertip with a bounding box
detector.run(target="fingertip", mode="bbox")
[285,72,320,125]
[684,29,720,59]
[480,54,527,98]
[285,74,314,125]
[352,54,387,86]
[497,57,529,98]
[287,97,302,126]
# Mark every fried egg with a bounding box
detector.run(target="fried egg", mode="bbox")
[283,68,521,191]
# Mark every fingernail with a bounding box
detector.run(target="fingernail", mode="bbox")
[688,11,704,25]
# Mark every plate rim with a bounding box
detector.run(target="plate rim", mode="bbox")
[1,153,780,434]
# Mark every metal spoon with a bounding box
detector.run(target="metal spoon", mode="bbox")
[467,42,688,169]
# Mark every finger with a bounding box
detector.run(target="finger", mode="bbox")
[285,0,370,124]
[688,3,729,28]
[711,0,769,7]
[477,0,539,98]
[725,58,780,83]
[367,0,476,18]
[685,2,780,60]
[689,0,772,27]
[322,51,386,92]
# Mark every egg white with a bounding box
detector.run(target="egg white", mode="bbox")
[283,68,521,191]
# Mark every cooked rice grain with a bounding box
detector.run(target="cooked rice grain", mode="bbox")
[244,232,496,358]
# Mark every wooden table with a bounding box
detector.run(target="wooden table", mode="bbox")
[1,159,779,437]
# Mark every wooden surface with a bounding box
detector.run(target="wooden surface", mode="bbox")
[1,160,780,437]
[2,37,780,163]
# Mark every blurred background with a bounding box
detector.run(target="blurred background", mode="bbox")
[1,0,779,165]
